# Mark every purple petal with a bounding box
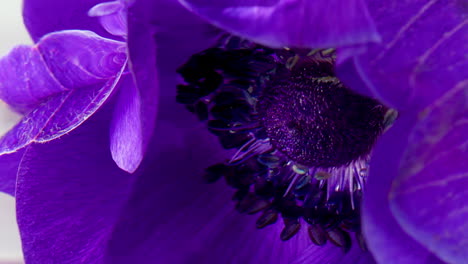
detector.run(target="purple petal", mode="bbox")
[16,105,134,263]
[0,150,25,196]
[291,240,375,264]
[110,75,143,173]
[0,64,125,155]
[337,0,467,111]
[178,0,381,48]
[363,114,445,264]
[23,0,117,41]
[0,30,126,112]
[88,1,128,37]
[105,100,315,263]
[122,0,220,171]
[390,84,468,263]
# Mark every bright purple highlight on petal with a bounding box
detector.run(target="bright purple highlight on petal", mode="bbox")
[110,75,143,173]
[88,0,129,37]
[390,83,468,264]
[178,0,381,48]
[0,30,126,112]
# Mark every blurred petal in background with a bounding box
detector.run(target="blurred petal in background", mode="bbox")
[0,1,31,263]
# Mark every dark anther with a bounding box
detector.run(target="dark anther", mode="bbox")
[236,193,270,214]
[207,120,231,135]
[256,209,278,229]
[280,218,301,241]
[254,178,275,198]
[204,163,228,183]
[194,101,208,121]
[177,39,381,250]
[232,188,249,201]
[218,132,252,149]
[326,228,352,252]
[308,224,328,246]
[356,232,368,252]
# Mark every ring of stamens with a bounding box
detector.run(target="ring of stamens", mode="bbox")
[176,36,392,251]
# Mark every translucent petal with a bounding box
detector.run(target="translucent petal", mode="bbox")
[0,62,125,155]
[0,30,126,112]
[337,0,467,111]
[110,75,143,173]
[390,82,468,264]
[178,0,381,48]
[363,114,445,264]
[88,1,128,37]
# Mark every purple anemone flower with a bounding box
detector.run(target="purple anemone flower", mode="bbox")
[0,0,466,263]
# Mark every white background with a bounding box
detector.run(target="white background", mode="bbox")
[0,1,32,263]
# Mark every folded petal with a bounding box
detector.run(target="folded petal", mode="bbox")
[178,0,381,48]
[0,65,125,155]
[0,30,126,112]
[88,1,128,37]
[390,83,468,263]
[363,114,445,264]
[0,150,25,196]
[110,75,143,173]
[337,0,467,111]
[117,0,220,171]
[23,0,117,41]
[16,105,134,263]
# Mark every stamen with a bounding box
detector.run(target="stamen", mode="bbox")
[177,37,393,251]
[229,138,272,164]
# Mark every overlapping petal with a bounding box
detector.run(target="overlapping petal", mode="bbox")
[178,0,381,48]
[110,75,143,174]
[21,0,149,173]
[0,30,127,155]
[88,0,128,37]
[16,104,134,263]
[390,83,468,263]
[0,30,126,112]
[335,1,468,263]
[337,0,467,111]
[362,113,445,264]
[121,0,220,172]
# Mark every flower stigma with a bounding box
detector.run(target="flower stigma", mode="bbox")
[176,36,397,251]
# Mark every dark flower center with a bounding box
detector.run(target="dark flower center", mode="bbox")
[258,61,386,168]
[176,36,392,252]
